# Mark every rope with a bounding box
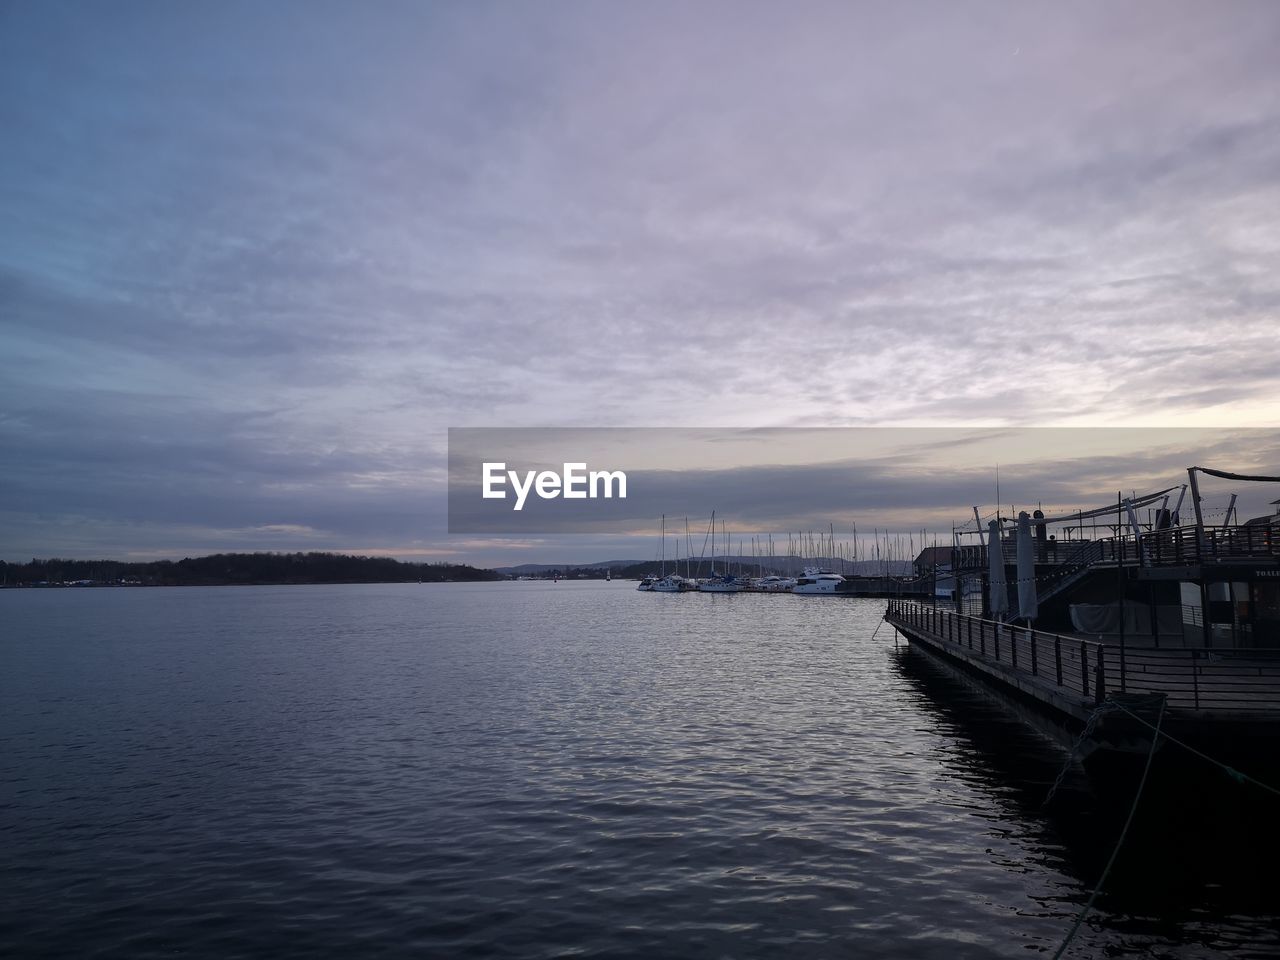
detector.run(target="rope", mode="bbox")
[1050,698,1165,960]
[1042,703,1117,806]
[1107,701,1280,799]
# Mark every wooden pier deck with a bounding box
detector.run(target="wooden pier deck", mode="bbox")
[884,600,1280,761]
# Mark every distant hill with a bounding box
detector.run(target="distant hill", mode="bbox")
[2,552,504,587]
[496,556,913,579]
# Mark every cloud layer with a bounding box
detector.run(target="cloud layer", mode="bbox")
[2,2,1278,560]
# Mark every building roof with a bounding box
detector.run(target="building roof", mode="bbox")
[913,546,953,567]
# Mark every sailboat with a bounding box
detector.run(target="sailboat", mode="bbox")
[699,513,743,592]
[650,515,691,592]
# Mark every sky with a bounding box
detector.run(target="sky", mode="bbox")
[2,1,1279,564]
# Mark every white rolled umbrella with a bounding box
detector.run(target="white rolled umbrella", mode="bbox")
[1016,511,1038,623]
[988,519,1008,618]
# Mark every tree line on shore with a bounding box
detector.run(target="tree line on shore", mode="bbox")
[1,552,504,587]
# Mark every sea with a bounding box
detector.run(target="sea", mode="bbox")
[3,580,1278,958]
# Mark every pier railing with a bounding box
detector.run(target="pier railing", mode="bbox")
[885,600,1280,714]
[887,599,1110,704]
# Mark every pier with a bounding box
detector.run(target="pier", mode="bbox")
[885,599,1280,775]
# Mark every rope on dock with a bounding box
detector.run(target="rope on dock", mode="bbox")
[1107,701,1280,799]
[1042,703,1117,807]
[1050,698,1165,960]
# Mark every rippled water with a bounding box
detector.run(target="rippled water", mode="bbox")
[3,582,1278,958]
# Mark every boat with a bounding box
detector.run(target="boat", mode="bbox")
[652,574,692,592]
[792,567,845,594]
[699,574,743,593]
[643,516,691,592]
[754,575,796,592]
[698,512,743,592]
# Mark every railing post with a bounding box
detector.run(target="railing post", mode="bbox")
[1081,642,1089,698]
[1095,648,1106,704]
[1192,649,1200,710]
[1054,636,1062,685]
[1011,625,1018,669]
[980,621,986,655]
[1031,628,1038,676]
[967,617,973,649]
[994,625,1000,661]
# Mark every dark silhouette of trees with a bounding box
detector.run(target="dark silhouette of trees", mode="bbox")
[0,552,503,587]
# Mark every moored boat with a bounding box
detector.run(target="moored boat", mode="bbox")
[652,574,692,592]
[754,575,796,592]
[698,574,743,593]
[792,567,845,594]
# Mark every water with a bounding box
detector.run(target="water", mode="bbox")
[2,581,1277,958]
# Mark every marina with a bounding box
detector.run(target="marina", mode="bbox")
[635,465,1280,797]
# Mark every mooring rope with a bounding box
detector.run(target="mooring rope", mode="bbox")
[1106,700,1280,799]
[1050,698,1166,960]
[1042,702,1118,807]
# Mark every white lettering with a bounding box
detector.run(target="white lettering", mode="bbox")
[590,469,627,499]
[480,463,627,510]
[482,462,507,499]
[562,462,587,498]
[535,470,561,499]
[509,469,536,511]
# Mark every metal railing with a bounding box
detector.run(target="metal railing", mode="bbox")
[885,600,1280,714]
[1138,524,1278,565]
[886,599,1109,704]
[953,525,1277,577]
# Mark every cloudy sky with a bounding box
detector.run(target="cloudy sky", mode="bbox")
[2,2,1278,563]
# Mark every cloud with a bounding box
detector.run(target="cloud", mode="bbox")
[2,2,1279,559]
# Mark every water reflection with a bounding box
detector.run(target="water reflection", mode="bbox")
[891,644,1280,955]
